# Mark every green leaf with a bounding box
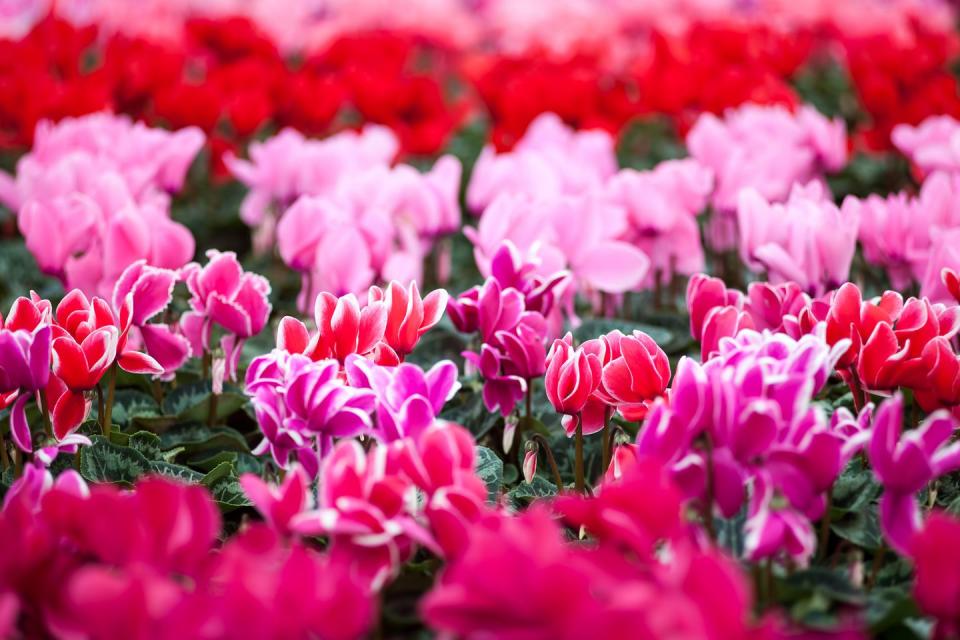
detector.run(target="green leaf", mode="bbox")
[148,461,204,483]
[474,446,503,503]
[161,382,248,422]
[441,386,501,438]
[110,390,160,427]
[867,588,920,633]
[506,475,557,507]
[108,430,164,461]
[80,436,150,484]
[201,461,235,487]
[158,423,250,454]
[207,473,252,511]
[830,504,883,550]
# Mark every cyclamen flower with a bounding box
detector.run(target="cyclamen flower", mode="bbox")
[291,440,436,589]
[4,114,202,296]
[544,336,602,425]
[246,351,376,472]
[345,355,459,442]
[603,158,713,287]
[277,291,391,365]
[845,172,960,293]
[687,103,847,215]
[368,280,447,360]
[912,512,960,640]
[181,250,272,384]
[892,115,960,176]
[628,329,851,564]
[686,275,822,360]
[463,345,526,416]
[466,112,618,213]
[737,182,859,295]
[868,394,960,555]
[239,465,312,534]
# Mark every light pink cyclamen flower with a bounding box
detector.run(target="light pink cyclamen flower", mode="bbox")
[225,125,398,229]
[687,103,847,215]
[892,115,960,177]
[466,112,617,213]
[3,113,201,297]
[603,158,713,287]
[466,192,650,296]
[737,182,859,295]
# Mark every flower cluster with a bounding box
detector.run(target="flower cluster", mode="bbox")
[448,241,569,417]
[466,114,714,303]
[230,126,461,306]
[0,113,202,296]
[0,473,375,639]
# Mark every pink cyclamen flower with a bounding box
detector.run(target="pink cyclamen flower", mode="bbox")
[181,250,272,381]
[291,440,437,589]
[687,103,847,215]
[737,182,859,295]
[892,115,960,177]
[600,330,671,421]
[466,112,618,213]
[239,465,313,534]
[246,352,376,468]
[868,394,960,555]
[544,336,602,426]
[463,344,526,417]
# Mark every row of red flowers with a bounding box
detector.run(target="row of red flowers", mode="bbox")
[1,12,958,166]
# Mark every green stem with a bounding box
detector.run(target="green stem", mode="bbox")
[601,407,612,475]
[847,366,866,413]
[102,364,117,439]
[574,413,585,494]
[37,390,52,438]
[208,391,219,427]
[818,489,833,561]
[96,384,105,433]
[0,427,10,472]
[202,352,211,381]
[525,383,532,421]
[529,433,564,494]
[12,446,22,479]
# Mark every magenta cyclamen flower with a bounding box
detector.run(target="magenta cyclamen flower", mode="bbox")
[630,329,851,564]
[345,355,459,442]
[868,394,960,555]
[239,465,313,534]
[463,344,526,416]
[291,440,436,589]
[246,351,376,474]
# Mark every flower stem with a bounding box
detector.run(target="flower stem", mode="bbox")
[12,446,21,478]
[601,407,612,474]
[96,384,105,433]
[529,433,564,494]
[208,392,219,427]
[703,431,717,542]
[0,428,10,472]
[37,391,52,438]
[574,413,585,494]
[818,489,833,561]
[525,383,532,421]
[847,366,866,412]
[102,364,117,439]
